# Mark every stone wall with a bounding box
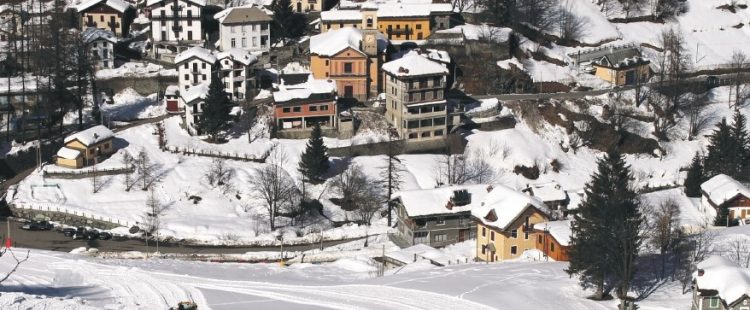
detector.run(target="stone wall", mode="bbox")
[328,134,464,157]
[97,75,178,95]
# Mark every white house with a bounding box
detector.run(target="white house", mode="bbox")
[182,81,209,135]
[81,27,117,69]
[700,174,750,223]
[216,48,258,101]
[147,0,205,47]
[175,46,215,94]
[175,46,258,101]
[214,5,272,53]
[692,256,750,309]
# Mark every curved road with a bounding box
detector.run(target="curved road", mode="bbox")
[0,218,359,255]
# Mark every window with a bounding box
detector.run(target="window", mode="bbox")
[339,23,343,28]
[187,11,192,26]
[434,129,443,136]
[293,107,301,112]
[417,33,423,40]
[421,131,431,138]
[482,227,486,237]
[325,59,329,66]
[202,63,206,69]
[310,106,318,111]
[184,63,188,69]
[231,38,236,47]
[435,217,445,225]
[433,117,445,126]
[367,17,373,28]
[511,246,517,255]
[320,105,328,111]
[511,229,518,238]
[100,15,104,22]
[433,90,438,99]
[525,231,529,240]
[708,297,720,308]
[481,245,486,254]
[408,133,418,139]
[242,38,246,47]
[343,62,353,73]
[420,119,432,127]
[202,75,206,81]
[282,107,290,113]
[490,231,495,241]
[538,235,543,244]
[184,74,189,80]
[416,24,422,30]
[187,31,193,41]
[414,231,428,244]
[231,25,236,33]
[550,243,555,252]
[434,234,447,242]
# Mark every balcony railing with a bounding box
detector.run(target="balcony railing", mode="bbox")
[152,14,202,20]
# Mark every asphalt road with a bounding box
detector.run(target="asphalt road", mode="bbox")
[0,218,359,254]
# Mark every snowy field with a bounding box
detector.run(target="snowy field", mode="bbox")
[0,247,692,310]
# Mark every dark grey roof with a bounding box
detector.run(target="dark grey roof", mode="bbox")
[218,7,272,25]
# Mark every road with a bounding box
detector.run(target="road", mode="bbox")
[0,218,359,255]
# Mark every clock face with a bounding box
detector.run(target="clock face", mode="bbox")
[366,35,375,43]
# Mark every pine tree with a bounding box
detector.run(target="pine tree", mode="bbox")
[270,0,306,43]
[730,110,750,179]
[714,204,730,227]
[704,119,735,178]
[567,147,643,305]
[198,61,232,142]
[684,152,704,197]
[298,123,330,182]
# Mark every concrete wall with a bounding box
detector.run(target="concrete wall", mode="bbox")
[96,75,178,95]
[10,204,124,230]
[328,135,461,157]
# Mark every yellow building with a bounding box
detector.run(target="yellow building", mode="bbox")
[591,48,651,86]
[309,26,386,101]
[55,125,115,169]
[320,3,443,41]
[471,185,551,262]
[292,0,326,13]
[75,0,134,37]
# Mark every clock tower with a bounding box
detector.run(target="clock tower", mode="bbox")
[361,29,379,57]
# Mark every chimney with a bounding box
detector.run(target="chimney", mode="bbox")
[697,269,705,276]
[445,201,454,210]
[486,185,494,193]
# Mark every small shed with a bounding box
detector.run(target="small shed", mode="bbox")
[55,147,83,169]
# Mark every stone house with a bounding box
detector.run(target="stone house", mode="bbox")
[214,6,272,53]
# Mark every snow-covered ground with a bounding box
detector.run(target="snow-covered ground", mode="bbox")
[0,247,692,309]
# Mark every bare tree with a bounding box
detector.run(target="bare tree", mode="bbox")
[676,223,716,293]
[122,152,136,191]
[143,187,168,250]
[332,164,383,225]
[380,136,405,226]
[205,158,234,194]
[436,147,498,186]
[558,0,589,42]
[90,164,100,193]
[648,198,681,278]
[137,149,155,190]
[723,237,750,268]
[250,147,298,230]
[682,90,713,140]
[730,50,750,109]
[356,188,382,225]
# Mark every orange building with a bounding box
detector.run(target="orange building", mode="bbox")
[309,27,386,102]
[533,220,571,262]
[272,78,338,131]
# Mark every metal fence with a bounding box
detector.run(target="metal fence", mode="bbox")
[163,145,269,163]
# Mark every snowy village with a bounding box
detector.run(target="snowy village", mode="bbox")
[0,0,749,309]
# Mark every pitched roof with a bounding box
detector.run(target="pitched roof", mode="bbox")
[175,46,217,64]
[214,6,271,24]
[471,185,550,231]
[533,220,572,246]
[182,81,210,104]
[701,174,750,207]
[272,77,336,103]
[217,48,258,66]
[81,27,117,44]
[64,125,114,146]
[56,147,82,160]
[165,85,179,96]
[526,182,567,202]
[382,51,448,77]
[320,9,362,21]
[309,27,386,57]
[391,184,497,217]
[694,256,750,305]
[76,0,133,13]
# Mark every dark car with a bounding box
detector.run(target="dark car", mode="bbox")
[61,227,76,237]
[85,230,100,240]
[71,227,88,240]
[99,232,112,240]
[21,221,53,231]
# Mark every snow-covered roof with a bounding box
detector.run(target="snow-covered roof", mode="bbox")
[694,256,750,305]
[64,125,114,146]
[175,46,216,65]
[56,147,81,160]
[76,0,132,13]
[182,82,210,104]
[217,48,258,66]
[382,51,448,77]
[377,2,430,18]
[471,185,550,231]
[309,27,387,57]
[392,184,498,218]
[272,77,336,103]
[320,10,362,21]
[386,244,463,266]
[533,220,572,246]
[435,24,512,43]
[701,174,750,207]
[81,27,117,44]
[423,49,450,64]
[147,0,206,7]
[213,5,271,24]
[526,182,567,202]
[165,85,179,96]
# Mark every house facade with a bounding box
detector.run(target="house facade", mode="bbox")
[383,52,449,140]
[589,46,650,86]
[692,256,750,310]
[391,184,498,248]
[217,49,259,101]
[701,174,750,224]
[147,0,205,45]
[75,0,134,37]
[82,27,116,69]
[320,3,451,40]
[272,78,337,131]
[471,185,551,262]
[533,220,571,261]
[309,27,386,102]
[292,0,326,13]
[175,46,215,94]
[181,81,209,135]
[214,6,272,53]
[55,125,115,168]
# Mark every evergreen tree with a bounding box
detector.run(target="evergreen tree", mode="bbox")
[298,123,330,182]
[704,119,735,178]
[568,147,643,306]
[684,152,704,197]
[730,110,750,179]
[714,204,730,227]
[198,61,232,142]
[270,0,306,43]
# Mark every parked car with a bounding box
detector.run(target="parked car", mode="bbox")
[21,221,53,231]
[85,230,100,240]
[99,232,112,240]
[71,227,88,240]
[61,227,76,237]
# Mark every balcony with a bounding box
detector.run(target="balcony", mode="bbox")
[152,14,202,20]
[387,28,413,36]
